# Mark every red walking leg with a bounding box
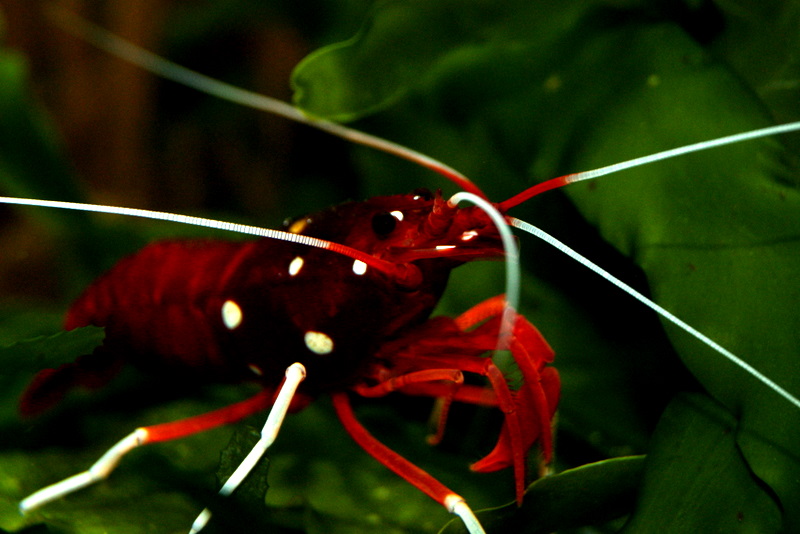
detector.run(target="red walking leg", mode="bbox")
[331,391,486,534]
[366,294,560,505]
[19,385,282,513]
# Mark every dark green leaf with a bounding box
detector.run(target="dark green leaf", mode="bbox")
[215,426,270,512]
[622,393,782,532]
[441,455,645,533]
[0,326,104,373]
[0,327,104,425]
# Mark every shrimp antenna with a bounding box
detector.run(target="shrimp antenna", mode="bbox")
[448,192,520,362]
[45,5,487,201]
[0,197,421,287]
[509,216,800,411]
[500,121,800,211]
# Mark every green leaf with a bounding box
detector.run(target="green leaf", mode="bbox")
[0,327,104,425]
[622,394,782,532]
[441,455,645,533]
[0,326,104,373]
[293,0,544,122]
[214,426,271,514]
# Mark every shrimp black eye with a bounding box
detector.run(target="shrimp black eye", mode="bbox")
[411,188,433,201]
[371,212,397,237]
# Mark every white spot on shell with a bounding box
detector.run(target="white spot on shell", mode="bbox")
[436,245,457,250]
[390,210,404,221]
[460,230,479,241]
[289,256,304,276]
[221,300,243,330]
[352,260,368,275]
[304,331,334,355]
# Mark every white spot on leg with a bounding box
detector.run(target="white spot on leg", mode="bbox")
[289,256,304,276]
[221,300,243,330]
[352,260,367,275]
[304,331,334,355]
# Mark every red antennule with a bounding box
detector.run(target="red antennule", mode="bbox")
[499,174,576,212]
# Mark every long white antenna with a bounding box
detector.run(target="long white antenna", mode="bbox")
[189,363,306,534]
[19,363,307,526]
[448,192,520,362]
[0,197,416,282]
[564,122,800,185]
[500,121,800,211]
[509,216,800,411]
[46,6,486,200]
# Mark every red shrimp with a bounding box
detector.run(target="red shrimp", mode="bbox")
[1,3,799,534]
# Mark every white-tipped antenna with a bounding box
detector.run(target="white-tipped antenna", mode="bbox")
[46,6,487,200]
[20,363,307,531]
[500,121,800,211]
[448,192,520,361]
[189,363,306,534]
[445,495,487,534]
[19,429,148,513]
[564,122,800,185]
[508,216,800,411]
[0,196,414,283]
